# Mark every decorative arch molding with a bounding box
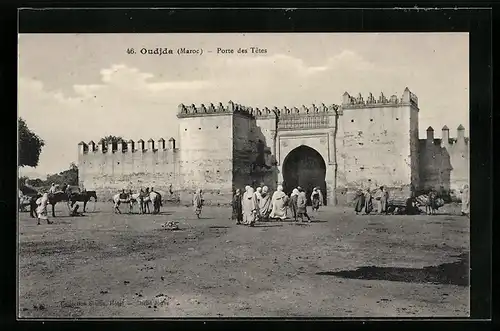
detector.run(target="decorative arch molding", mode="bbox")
[277,133,330,167]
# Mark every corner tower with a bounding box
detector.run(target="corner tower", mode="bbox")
[177,101,266,205]
[339,87,420,199]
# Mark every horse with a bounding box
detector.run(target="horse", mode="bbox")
[111,191,146,214]
[19,186,41,217]
[129,193,146,214]
[47,191,71,217]
[68,191,98,212]
[112,192,132,214]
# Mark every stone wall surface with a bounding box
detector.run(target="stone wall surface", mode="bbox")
[77,90,469,207]
[340,105,413,191]
[177,115,234,205]
[419,127,469,195]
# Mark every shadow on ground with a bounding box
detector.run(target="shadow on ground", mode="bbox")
[316,252,469,286]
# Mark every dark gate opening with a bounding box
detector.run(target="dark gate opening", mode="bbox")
[282,145,327,206]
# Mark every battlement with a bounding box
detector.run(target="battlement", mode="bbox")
[177,101,341,120]
[273,103,340,117]
[342,87,418,110]
[422,124,469,146]
[177,101,261,118]
[78,137,177,154]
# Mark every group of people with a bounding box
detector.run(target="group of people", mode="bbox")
[353,186,389,215]
[352,184,470,217]
[231,185,325,226]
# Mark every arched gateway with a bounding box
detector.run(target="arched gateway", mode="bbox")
[282,145,327,205]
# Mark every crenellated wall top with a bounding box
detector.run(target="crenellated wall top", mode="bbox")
[177,101,341,119]
[177,101,258,118]
[79,137,176,154]
[422,124,469,146]
[342,87,418,110]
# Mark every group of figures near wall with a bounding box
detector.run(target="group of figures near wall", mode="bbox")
[351,184,470,217]
[228,184,325,226]
[20,181,470,226]
[112,187,164,215]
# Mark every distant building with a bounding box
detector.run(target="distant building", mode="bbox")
[78,87,469,205]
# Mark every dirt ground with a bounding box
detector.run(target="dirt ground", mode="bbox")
[18,202,470,318]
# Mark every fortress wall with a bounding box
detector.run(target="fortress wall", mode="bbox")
[177,114,233,206]
[255,115,278,190]
[232,113,278,192]
[419,126,469,198]
[78,142,180,201]
[255,115,277,153]
[339,90,418,204]
[409,105,420,190]
[448,138,469,194]
[341,106,412,188]
[77,89,466,208]
[232,114,254,192]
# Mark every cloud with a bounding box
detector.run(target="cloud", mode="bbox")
[326,50,376,71]
[72,63,213,98]
[223,54,329,76]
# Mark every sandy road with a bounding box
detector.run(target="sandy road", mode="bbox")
[18,203,469,318]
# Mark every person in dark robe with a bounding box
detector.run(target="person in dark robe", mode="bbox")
[150,187,162,207]
[119,189,128,200]
[427,189,438,215]
[297,187,311,222]
[405,197,417,215]
[193,189,203,218]
[363,189,373,215]
[354,189,365,215]
[258,186,272,222]
[378,186,389,214]
[289,188,299,221]
[232,189,243,225]
[64,183,72,198]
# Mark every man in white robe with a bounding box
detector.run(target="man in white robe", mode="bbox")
[460,184,470,217]
[242,187,257,226]
[270,185,287,221]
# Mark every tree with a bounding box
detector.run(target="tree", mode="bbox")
[100,135,127,145]
[45,163,79,186]
[18,118,45,167]
[18,176,28,187]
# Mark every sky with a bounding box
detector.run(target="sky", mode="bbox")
[18,33,469,178]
